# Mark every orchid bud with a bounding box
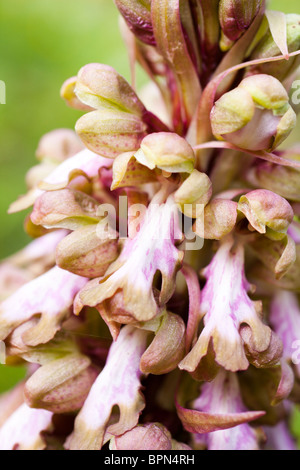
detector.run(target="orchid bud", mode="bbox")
[75,64,146,116]
[136,132,195,173]
[211,74,297,151]
[110,423,171,450]
[109,423,189,450]
[56,224,119,278]
[31,189,101,230]
[219,0,263,51]
[36,129,83,163]
[75,109,147,159]
[114,0,154,45]
[246,156,300,202]
[174,170,212,218]
[193,199,238,240]
[24,355,98,414]
[249,14,300,81]
[238,190,294,240]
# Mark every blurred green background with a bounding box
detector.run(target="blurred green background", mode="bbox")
[0,0,300,441]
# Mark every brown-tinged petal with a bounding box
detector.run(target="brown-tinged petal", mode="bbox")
[177,371,265,437]
[140,312,185,375]
[219,0,263,49]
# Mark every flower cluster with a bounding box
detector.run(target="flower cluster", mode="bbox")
[1,0,300,450]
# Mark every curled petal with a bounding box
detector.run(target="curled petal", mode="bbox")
[60,76,93,111]
[111,151,157,190]
[140,312,186,375]
[174,170,212,218]
[137,132,195,173]
[177,371,264,440]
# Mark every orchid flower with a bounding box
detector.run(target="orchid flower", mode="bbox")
[1,0,300,451]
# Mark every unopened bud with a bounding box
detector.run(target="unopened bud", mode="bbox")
[211,74,296,151]
[75,63,146,116]
[174,170,212,218]
[109,423,172,450]
[219,0,263,51]
[56,224,119,278]
[114,0,155,45]
[24,355,98,414]
[76,109,147,159]
[136,132,195,173]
